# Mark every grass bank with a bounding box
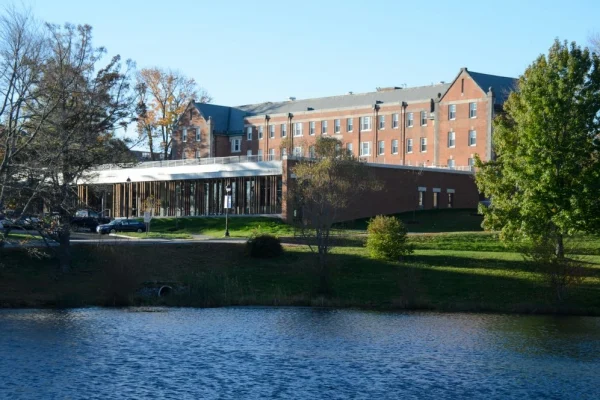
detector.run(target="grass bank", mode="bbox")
[1,236,598,314]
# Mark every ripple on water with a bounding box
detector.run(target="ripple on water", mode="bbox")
[0,308,599,399]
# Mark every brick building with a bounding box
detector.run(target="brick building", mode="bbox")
[172,68,516,168]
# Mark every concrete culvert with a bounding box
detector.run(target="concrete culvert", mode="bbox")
[158,286,173,297]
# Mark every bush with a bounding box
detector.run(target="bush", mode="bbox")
[246,233,283,258]
[366,215,413,261]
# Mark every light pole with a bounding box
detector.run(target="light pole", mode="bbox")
[126,177,131,219]
[224,183,231,237]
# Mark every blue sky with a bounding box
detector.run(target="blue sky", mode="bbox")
[13,0,600,106]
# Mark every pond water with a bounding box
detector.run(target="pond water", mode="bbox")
[0,308,599,399]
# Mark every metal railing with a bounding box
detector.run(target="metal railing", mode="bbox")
[95,154,281,171]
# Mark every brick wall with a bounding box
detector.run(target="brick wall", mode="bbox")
[172,103,211,159]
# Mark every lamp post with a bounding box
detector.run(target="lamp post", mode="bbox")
[126,177,131,219]
[224,183,231,237]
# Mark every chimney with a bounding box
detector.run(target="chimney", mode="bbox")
[288,96,296,101]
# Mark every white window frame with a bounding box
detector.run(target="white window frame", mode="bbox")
[309,121,315,136]
[391,139,398,154]
[378,140,384,155]
[293,146,303,157]
[448,159,455,169]
[258,148,263,160]
[469,130,477,146]
[406,138,413,153]
[231,138,241,153]
[420,111,427,126]
[449,104,456,120]
[347,118,353,132]
[334,119,341,133]
[308,145,316,158]
[420,137,427,153]
[268,148,275,160]
[294,122,303,137]
[247,149,252,157]
[378,115,385,130]
[282,148,287,157]
[269,125,275,139]
[281,124,287,138]
[360,116,371,131]
[347,142,353,155]
[258,125,264,140]
[321,120,327,135]
[182,128,187,142]
[360,141,371,156]
[182,151,187,159]
[392,113,399,129]
[195,128,201,141]
[195,150,201,158]
[469,102,477,118]
[448,131,455,148]
[247,126,252,140]
[407,113,414,127]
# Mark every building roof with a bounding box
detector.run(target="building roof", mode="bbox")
[194,103,246,134]
[467,70,518,105]
[235,83,450,116]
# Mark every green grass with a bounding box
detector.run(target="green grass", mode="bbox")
[1,238,599,314]
[118,232,193,240]
[139,216,295,238]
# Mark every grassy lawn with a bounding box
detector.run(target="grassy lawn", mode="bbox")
[117,232,194,240]
[1,236,598,314]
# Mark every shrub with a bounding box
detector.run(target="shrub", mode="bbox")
[246,233,283,258]
[366,215,413,261]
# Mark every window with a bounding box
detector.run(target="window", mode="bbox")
[391,139,398,154]
[418,191,424,209]
[258,126,264,139]
[360,141,371,156]
[195,150,200,158]
[282,148,287,157]
[182,128,187,142]
[469,130,477,146]
[196,128,201,141]
[321,120,327,134]
[392,113,399,129]
[281,123,287,137]
[269,125,275,139]
[360,116,371,131]
[247,149,252,156]
[420,111,427,126]
[182,151,187,159]
[420,137,427,152]
[347,142,353,155]
[378,140,384,155]
[433,192,439,209]
[347,118,353,132]
[294,122,303,137]
[309,145,316,158]
[406,138,413,153]
[231,138,241,153]
[293,146,302,157]
[334,119,341,133]
[448,193,454,208]
[379,115,385,130]
[449,104,456,120]
[309,121,315,135]
[468,157,475,168]
[247,126,252,140]
[448,159,455,169]
[258,149,263,160]
[268,148,275,160]
[469,102,477,118]
[407,113,414,127]
[461,78,464,94]
[448,131,455,148]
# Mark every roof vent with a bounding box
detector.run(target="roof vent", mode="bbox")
[348,91,353,95]
[440,81,445,84]
[288,96,296,101]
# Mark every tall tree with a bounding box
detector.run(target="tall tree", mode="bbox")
[475,40,600,296]
[290,137,381,293]
[136,68,210,160]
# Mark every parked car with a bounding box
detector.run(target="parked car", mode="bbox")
[71,209,111,232]
[97,219,146,234]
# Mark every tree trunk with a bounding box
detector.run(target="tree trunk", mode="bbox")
[58,224,71,273]
[555,234,564,259]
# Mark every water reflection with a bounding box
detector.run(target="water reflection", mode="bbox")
[0,308,598,399]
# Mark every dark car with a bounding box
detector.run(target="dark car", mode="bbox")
[96,219,146,234]
[71,209,111,232]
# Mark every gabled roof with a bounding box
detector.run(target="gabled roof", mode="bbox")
[468,70,518,105]
[235,83,450,116]
[194,103,245,134]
